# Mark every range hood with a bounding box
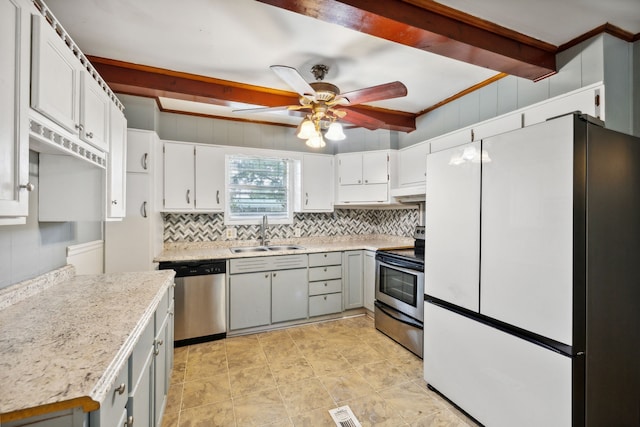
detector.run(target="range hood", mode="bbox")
[390,185,426,203]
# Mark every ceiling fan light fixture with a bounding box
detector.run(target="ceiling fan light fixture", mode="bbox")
[325,122,346,141]
[305,133,326,148]
[296,118,317,140]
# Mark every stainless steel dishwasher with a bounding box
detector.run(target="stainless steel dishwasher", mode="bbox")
[159,259,226,346]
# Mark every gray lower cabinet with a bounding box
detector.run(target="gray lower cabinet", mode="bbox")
[229,271,271,330]
[363,250,376,312]
[229,255,309,330]
[271,268,308,323]
[308,252,343,316]
[343,250,364,310]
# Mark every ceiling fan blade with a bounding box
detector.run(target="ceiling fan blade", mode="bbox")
[339,81,408,106]
[270,65,316,97]
[232,105,306,114]
[338,107,386,130]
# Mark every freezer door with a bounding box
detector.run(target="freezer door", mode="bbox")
[480,116,574,345]
[424,302,572,427]
[425,142,481,311]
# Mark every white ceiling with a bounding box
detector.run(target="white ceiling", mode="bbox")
[45,0,640,127]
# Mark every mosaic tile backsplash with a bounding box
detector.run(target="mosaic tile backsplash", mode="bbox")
[163,208,419,242]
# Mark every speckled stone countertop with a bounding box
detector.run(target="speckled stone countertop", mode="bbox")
[0,266,175,422]
[155,234,414,262]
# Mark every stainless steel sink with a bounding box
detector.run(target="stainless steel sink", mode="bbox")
[266,245,305,251]
[229,245,305,254]
[229,246,269,254]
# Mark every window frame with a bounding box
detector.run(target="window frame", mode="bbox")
[224,153,295,225]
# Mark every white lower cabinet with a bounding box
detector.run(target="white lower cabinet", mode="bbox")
[424,303,571,427]
[89,360,129,427]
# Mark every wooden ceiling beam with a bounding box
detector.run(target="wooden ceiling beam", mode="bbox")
[88,56,416,132]
[256,0,557,81]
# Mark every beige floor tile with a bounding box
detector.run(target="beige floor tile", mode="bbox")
[289,406,337,427]
[181,373,231,410]
[226,348,268,372]
[178,399,235,427]
[355,360,412,391]
[341,344,385,367]
[185,354,228,381]
[174,346,189,364]
[278,377,336,416]
[319,369,376,403]
[257,328,292,344]
[409,409,472,427]
[161,411,180,427]
[262,339,302,362]
[232,387,289,427]
[165,383,184,415]
[346,393,409,426]
[387,353,424,380]
[294,337,331,354]
[305,349,351,376]
[170,361,186,384]
[287,324,324,342]
[229,364,277,397]
[269,356,316,385]
[378,381,441,423]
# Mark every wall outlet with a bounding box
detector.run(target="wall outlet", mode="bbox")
[225,227,237,239]
[293,227,301,238]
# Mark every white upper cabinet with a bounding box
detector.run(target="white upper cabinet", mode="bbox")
[336,150,392,204]
[30,13,114,153]
[194,145,224,211]
[30,14,80,135]
[397,141,430,188]
[106,103,127,220]
[0,0,31,224]
[163,141,224,212]
[299,154,334,212]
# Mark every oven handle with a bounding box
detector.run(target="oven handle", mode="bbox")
[378,259,424,275]
[375,301,423,329]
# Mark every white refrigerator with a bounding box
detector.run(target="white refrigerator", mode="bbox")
[424,113,640,426]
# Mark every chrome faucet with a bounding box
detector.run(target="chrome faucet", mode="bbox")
[259,215,269,246]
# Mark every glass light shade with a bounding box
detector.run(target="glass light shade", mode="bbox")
[296,118,317,139]
[325,122,346,141]
[305,134,326,148]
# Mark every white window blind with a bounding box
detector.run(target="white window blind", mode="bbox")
[227,155,290,221]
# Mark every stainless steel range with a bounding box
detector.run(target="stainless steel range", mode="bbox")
[374,226,425,358]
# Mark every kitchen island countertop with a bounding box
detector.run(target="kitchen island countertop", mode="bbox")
[0,265,175,422]
[155,234,414,262]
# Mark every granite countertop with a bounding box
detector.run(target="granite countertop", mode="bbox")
[155,234,414,262]
[0,266,176,422]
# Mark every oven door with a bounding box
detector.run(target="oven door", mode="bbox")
[375,257,424,322]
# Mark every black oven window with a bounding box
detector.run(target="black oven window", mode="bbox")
[379,265,418,307]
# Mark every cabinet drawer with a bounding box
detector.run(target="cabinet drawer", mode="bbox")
[309,293,342,317]
[309,279,342,296]
[309,265,342,281]
[309,252,342,267]
[129,319,154,388]
[90,361,128,426]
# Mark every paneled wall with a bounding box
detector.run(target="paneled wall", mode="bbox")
[163,208,418,243]
[0,152,103,289]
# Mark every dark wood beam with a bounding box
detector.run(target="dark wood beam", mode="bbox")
[88,56,416,132]
[256,0,557,81]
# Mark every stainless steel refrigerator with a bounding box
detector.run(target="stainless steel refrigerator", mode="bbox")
[424,113,640,426]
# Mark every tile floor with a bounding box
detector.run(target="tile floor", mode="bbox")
[161,315,478,427]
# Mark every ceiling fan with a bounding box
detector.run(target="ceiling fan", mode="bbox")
[235,64,407,147]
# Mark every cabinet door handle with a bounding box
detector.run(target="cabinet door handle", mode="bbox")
[19,183,35,192]
[305,192,308,205]
[125,415,134,427]
[86,131,94,139]
[142,153,148,170]
[74,123,84,131]
[265,274,269,278]
[323,254,327,258]
[112,200,118,205]
[115,383,126,395]
[273,272,277,277]
[324,296,327,300]
[141,201,148,218]
[324,282,328,286]
[358,179,361,184]
[186,189,191,204]
[364,179,368,183]
[324,267,327,272]
[216,190,220,204]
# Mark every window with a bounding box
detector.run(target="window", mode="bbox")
[225,154,292,224]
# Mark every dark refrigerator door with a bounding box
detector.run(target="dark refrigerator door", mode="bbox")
[584,123,640,426]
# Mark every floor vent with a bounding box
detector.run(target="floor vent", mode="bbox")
[329,405,362,427]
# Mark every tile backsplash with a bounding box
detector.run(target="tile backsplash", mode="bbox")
[164,208,419,243]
